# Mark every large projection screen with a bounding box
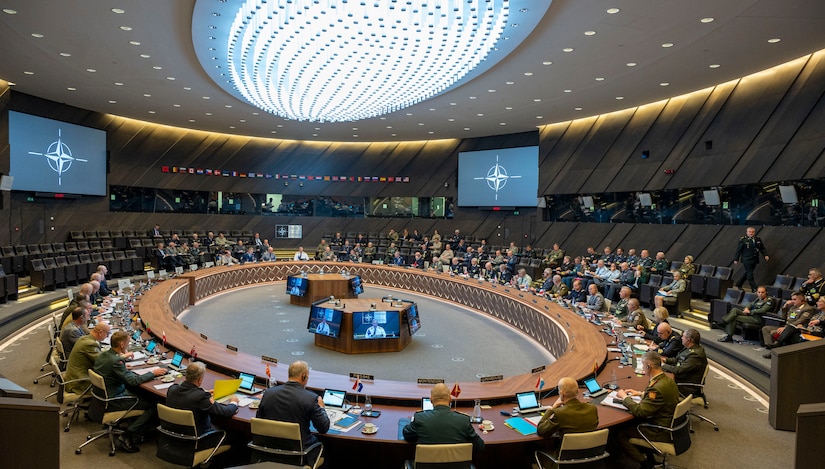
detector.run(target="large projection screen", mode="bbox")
[457,146,539,207]
[9,111,107,196]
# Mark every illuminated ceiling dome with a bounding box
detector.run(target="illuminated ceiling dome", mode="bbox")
[194,0,548,123]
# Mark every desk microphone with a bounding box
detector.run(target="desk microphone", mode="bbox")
[601,375,634,390]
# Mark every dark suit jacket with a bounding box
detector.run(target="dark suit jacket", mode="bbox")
[403,405,485,451]
[537,398,599,437]
[656,332,684,358]
[166,380,238,435]
[662,344,707,397]
[99,278,112,296]
[256,381,330,446]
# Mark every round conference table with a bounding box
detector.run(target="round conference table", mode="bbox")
[135,262,648,468]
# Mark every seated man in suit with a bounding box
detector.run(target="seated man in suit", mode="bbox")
[582,283,607,313]
[718,286,775,342]
[661,328,707,398]
[403,382,485,451]
[537,377,598,440]
[166,362,239,438]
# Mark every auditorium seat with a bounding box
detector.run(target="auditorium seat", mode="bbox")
[765,274,794,299]
[66,254,89,281]
[690,264,715,299]
[640,274,663,307]
[705,266,734,299]
[783,277,806,300]
[30,258,56,292]
[55,256,78,286]
[43,257,66,288]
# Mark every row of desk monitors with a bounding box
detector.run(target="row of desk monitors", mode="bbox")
[306,302,421,339]
[286,275,364,297]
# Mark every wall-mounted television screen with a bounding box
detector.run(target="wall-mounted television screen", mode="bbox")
[352,311,400,340]
[457,146,539,207]
[350,276,363,295]
[407,303,421,335]
[286,275,309,297]
[8,111,107,196]
[307,305,342,338]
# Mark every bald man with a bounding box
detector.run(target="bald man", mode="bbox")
[403,383,485,452]
[256,361,329,464]
[537,377,598,438]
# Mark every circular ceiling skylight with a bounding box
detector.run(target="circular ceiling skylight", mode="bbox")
[193,0,548,123]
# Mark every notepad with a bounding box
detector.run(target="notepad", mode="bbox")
[600,390,642,410]
[503,417,538,435]
[334,415,359,428]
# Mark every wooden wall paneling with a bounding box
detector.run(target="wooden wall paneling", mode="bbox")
[685,225,749,272]
[598,101,667,193]
[753,226,821,282]
[666,224,723,264]
[725,55,822,185]
[616,224,687,258]
[613,90,713,192]
[598,223,635,253]
[782,228,825,278]
[540,116,598,195]
[533,222,580,252]
[672,60,803,188]
[793,100,825,181]
[537,121,573,195]
[577,108,639,194]
[559,223,615,260]
[650,81,737,190]
[384,139,459,197]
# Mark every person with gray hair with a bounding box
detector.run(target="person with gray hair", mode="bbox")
[662,328,707,398]
[166,361,239,435]
[403,382,485,451]
[537,377,598,439]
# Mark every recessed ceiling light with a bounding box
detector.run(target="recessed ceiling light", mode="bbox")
[189,119,195,123]
[488,89,496,93]
[627,62,637,67]
[225,104,232,108]
[229,126,235,129]
[476,113,484,117]
[662,43,674,48]
[114,82,124,86]
[505,106,513,110]
[616,96,624,100]
[533,98,541,102]
[391,133,397,137]
[173,104,181,107]
[352,134,358,137]
[428,108,436,111]
[450,102,457,106]
[148,110,156,114]
[595,77,605,81]
[563,89,572,93]
[3,9,18,14]
[524,72,533,76]
[768,38,781,44]
[205,112,212,116]
[574,107,582,111]
[143,93,151,97]
[428,131,435,134]
[542,61,552,66]
[469,96,477,100]
[183,86,191,90]
[464,128,470,131]
[67,87,76,91]
[386,125,393,129]
[448,118,455,122]
[129,41,141,46]
[23,71,34,75]
[700,17,714,23]
[506,81,515,85]
[606,8,620,14]
[252,112,259,116]
[119,26,133,31]
[406,112,413,115]
[166,76,176,80]
[108,100,117,104]
[239,119,246,122]
[31,33,44,38]
[271,130,277,133]
[277,124,283,128]
[660,82,670,86]
[584,31,596,36]
[111,8,125,14]
[499,122,506,126]
[86,68,96,73]
[352,127,358,130]
[153,66,162,70]
[536,116,543,119]
[59,52,72,57]
[140,54,151,58]
[563,48,574,53]
[709,64,721,69]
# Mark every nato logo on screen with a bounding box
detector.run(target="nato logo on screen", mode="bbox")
[457,146,539,207]
[8,111,107,196]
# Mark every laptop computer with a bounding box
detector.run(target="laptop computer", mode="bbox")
[167,352,186,371]
[237,372,263,395]
[322,389,351,410]
[583,376,610,398]
[516,391,549,415]
[422,397,434,411]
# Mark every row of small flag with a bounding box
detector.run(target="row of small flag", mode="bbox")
[160,165,411,182]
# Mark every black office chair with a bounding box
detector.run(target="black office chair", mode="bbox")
[76,369,146,456]
[677,365,718,432]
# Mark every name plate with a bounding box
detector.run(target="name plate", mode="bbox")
[200,333,208,341]
[531,365,546,374]
[349,372,374,381]
[226,344,238,352]
[417,378,445,385]
[182,324,189,330]
[261,355,278,364]
[480,375,504,383]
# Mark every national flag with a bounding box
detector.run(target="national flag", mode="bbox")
[190,345,197,359]
[352,378,363,392]
[450,382,461,398]
[536,374,544,390]
[161,166,170,173]
[594,360,599,376]
[162,331,166,346]
[265,363,271,379]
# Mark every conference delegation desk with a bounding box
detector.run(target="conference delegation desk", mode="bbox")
[136,262,648,468]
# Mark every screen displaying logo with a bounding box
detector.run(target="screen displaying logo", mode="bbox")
[458,146,538,207]
[27,129,88,185]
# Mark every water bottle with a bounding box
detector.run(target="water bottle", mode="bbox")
[471,399,483,423]
[364,396,373,413]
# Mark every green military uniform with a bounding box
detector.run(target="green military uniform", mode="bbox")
[92,348,158,437]
[662,344,707,397]
[549,282,569,298]
[613,298,629,319]
[363,245,376,263]
[622,309,650,330]
[537,397,598,438]
[402,405,485,452]
[721,296,775,337]
[679,263,696,279]
[650,258,670,274]
[800,277,825,306]
[64,334,101,395]
[619,372,680,463]
[763,302,814,346]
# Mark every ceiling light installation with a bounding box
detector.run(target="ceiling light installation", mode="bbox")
[195,0,547,123]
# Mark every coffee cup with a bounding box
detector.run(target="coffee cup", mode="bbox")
[481,420,493,430]
[363,423,376,432]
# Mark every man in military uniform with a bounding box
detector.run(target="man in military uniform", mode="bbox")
[610,286,632,320]
[718,286,775,342]
[64,322,110,395]
[544,243,565,268]
[403,382,484,451]
[733,226,769,291]
[616,351,680,468]
[549,275,569,298]
[766,297,825,354]
[649,251,670,274]
[662,329,707,397]
[762,292,814,356]
[93,330,166,452]
[653,323,684,358]
[799,268,825,307]
[537,377,598,440]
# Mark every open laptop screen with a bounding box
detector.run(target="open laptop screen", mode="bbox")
[322,389,347,408]
[516,391,539,411]
[583,377,602,394]
[239,372,256,391]
[422,397,433,411]
[170,352,184,368]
